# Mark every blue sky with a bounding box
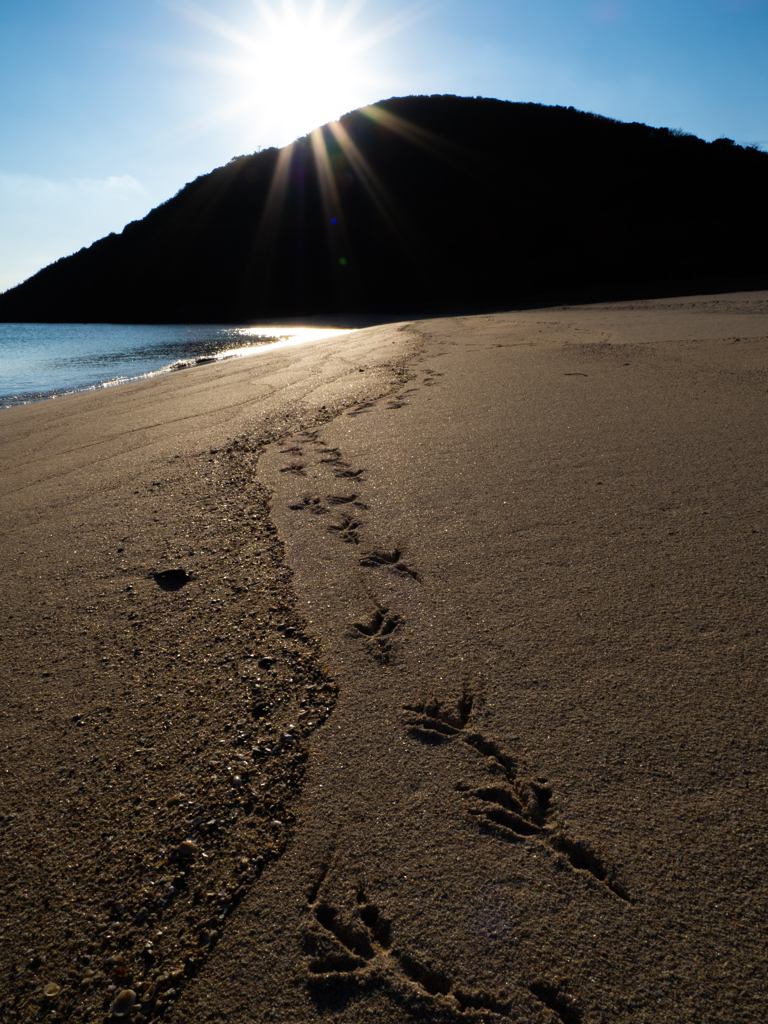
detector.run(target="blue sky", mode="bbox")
[2,0,767,293]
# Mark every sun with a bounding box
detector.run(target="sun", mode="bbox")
[176,0,408,148]
[250,1,368,131]
[244,3,369,142]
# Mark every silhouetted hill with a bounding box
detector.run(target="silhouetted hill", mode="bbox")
[2,95,767,322]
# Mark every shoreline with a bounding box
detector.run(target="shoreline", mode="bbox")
[2,295,767,1023]
[4,286,767,409]
[0,323,363,411]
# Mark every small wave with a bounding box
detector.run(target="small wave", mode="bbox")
[1,325,355,409]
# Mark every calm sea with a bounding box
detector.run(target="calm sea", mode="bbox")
[0,323,351,409]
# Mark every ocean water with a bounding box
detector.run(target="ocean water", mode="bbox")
[0,322,351,409]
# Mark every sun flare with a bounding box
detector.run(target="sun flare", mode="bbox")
[248,2,368,137]
[177,0,409,148]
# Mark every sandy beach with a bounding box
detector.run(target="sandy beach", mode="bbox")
[1,294,767,1023]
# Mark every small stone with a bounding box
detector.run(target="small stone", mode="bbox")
[111,989,136,1016]
[141,983,157,1004]
[43,983,61,998]
[177,840,199,858]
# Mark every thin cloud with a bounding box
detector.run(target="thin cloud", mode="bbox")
[74,174,144,194]
[0,172,144,200]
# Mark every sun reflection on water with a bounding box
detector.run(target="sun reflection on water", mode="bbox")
[177,325,355,364]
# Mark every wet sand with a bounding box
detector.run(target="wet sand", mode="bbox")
[1,295,767,1023]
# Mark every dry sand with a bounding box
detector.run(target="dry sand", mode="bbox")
[1,294,767,1023]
